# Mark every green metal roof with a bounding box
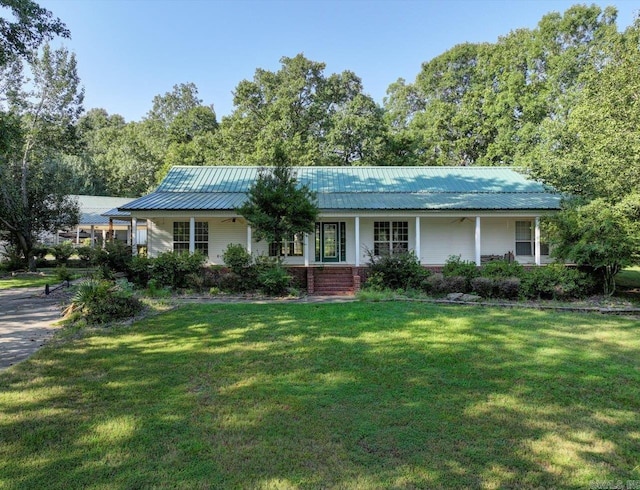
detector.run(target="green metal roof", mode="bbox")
[121,166,562,212]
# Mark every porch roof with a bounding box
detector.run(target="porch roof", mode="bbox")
[120,166,562,212]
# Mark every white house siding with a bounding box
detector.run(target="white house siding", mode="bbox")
[420,217,475,265]
[479,218,515,258]
[148,218,245,264]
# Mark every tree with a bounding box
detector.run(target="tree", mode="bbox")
[530,17,640,201]
[0,0,69,66]
[0,44,82,270]
[548,196,640,295]
[237,147,319,252]
[146,82,206,127]
[218,54,386,166]
[384,4,618,166]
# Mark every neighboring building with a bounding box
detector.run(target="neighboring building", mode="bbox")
[119,166,560,271]
[48,195,147,248]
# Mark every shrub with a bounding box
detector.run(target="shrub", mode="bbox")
[75,246,93,264]
[145,278,171,298]
[258,264,291,296]
[151,251,206,289]
[521,264,592,300]
[481,260,524,279]
[31,245,49,260]
[219,272,246,293]
[222,244,252,273]
[471,276,495,298]
[424,273,468,295]
[50,242,74,265]
[366,250,429,290]
[55,265,73,282]
[443,255,479,280]
[495,277,521,300]
[0,244,27,271]
[65,279,143,325]
[127,255,152,288]
[185,272,205,292]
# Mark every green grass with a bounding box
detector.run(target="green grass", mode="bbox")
[0,268,88,290]
[0,271,56,290]
[1,302,639,489]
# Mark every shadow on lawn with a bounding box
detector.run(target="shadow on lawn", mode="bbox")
[1,303,638,489]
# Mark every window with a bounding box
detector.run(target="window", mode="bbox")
[269,233,304,257]
[515,220,549,256]
[173,221,209,257]
[515,221,532,255]
[374,221,409,255]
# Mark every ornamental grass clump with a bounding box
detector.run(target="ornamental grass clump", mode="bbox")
[64,279,143,325]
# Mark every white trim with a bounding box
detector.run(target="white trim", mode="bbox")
[475,217,481,266]
[534,216,541,266]
[415,216,421,263]
[247,225,252,254]
[132,218,138,255]
[189,217,195,254]
[355,216,360,267]
[304,233,309,267]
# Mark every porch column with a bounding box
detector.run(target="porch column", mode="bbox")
[304,233,309,267]
[76,226,81,245]
[247,225,252,254]
[131,218,138,256]
[108,218,114,243]
[475,216,481,266]
[189,217,195,253]
[354,216,360,267]
[90,225,95,248]
[415,216,421,264]
[126,225,131,246]
[101,229,106,249]
[534,216,541,266]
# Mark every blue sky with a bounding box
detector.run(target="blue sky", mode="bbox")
[38,0,638,122]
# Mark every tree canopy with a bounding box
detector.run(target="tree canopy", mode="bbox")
[0,44,82,269]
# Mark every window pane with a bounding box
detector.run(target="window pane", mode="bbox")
[539,243,550,256]
[392,222,408,241]
[195,243,208,257]
[374,222,389,242]
[173,243,190,254]
[173,221,189,242]
[374,242,390,256]
[515,221,532,240]
[516,242,532,256]
[292,233,304,256]
[393,242,409,254]
[195,222,208,241]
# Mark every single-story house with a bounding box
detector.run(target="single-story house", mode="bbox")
[119,166,561,293]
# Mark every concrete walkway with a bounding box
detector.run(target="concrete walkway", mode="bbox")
[0,285,70,371]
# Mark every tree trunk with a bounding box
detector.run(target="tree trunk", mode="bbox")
[602,265,619,297]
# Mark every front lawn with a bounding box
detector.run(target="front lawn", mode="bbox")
[1,302,638,489]
[0,268,86,290]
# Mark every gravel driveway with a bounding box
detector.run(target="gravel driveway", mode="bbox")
[0,285,70,371]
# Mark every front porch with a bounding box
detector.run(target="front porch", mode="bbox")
[144,214,550,268]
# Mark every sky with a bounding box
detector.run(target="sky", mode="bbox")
[34,0,639,122]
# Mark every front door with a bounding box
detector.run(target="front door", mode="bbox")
[321,222,339,263]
